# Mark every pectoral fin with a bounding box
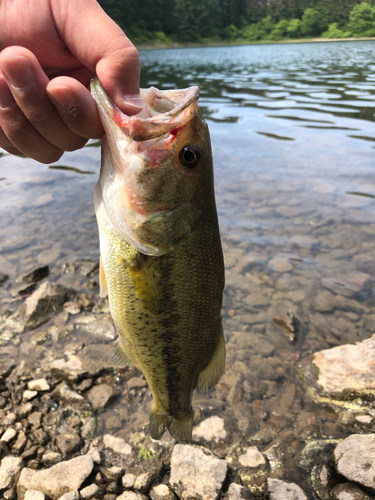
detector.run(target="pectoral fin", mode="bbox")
[99,256,108,298]
[196,325,226,392]
[108,341,133,366]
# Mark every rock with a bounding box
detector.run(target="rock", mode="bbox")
[86,384,117,411]
[12,430,27,454]
[24,492,45,500]
[149,484,176,500]
[238,446,266,467]
[76,344,113,377]
[52,383,91,411]
[19,266,49,284]
[1,428,17,443]
[117,492,148,500]
[62,260,99,277]
[297,334,375,408]
[102,434,132,456]
[23,390,38,401]
[169,444,228,500]
[3,413,17,426]
[192,416,227,443]
[334,434,375,489]
[264,443,285,479]
[87,447,101,464]
[267,478,308,500]
[83,317,116,341]
[299,440,340,471]
[310,464,336,500]
[0,273,9,284]
[55,432,81,455]
[17,403,33,418]
[134,471,156,492]
[41,452,62,466]
[57,492,80,500]
[122,473,136,488]
[27,379,50,391]
[28,411,42,428]
[126,377,147,389]
[17,282,75,331]
[80,483,100,500]
[0,456,23,490]
[223,483,252,500]
[269,256,293,273]
[50,356,86,383]
[17,455,93,500]
[331,482,371,500]
[62,302,81,315]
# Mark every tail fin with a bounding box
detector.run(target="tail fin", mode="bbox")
[150,411,193,442]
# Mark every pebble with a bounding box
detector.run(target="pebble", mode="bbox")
[27,379,50,392]
[50,356,86,383]
[52,383,91,411]
[55,432,81,455]
[86,384,117,411]
[192,416,227,443]
[100,466,124,481]
[57,492,80,500]
[117,492,148,500]
[267,478,308,500]
[0,456,23,490]
[122,473,136,488]
[23,390,38,401]
[238,446,266,467]
[12,430,27,454]
[1,428,17,443]
[331,482,370,500]
[224,483,252,500]
[87,447,101,464]
[80,483,100,500]
[149,484,176,500]
[334,434,375,489]
[24,492,46,500]
[268,256,293,273]
[102,434,132,456]
[170,444,228,500]
[126,377,147,389]
[17,455,93,500]
[134,471,156,492]
[41,452,62,466]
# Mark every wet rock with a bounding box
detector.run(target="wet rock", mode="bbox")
[86,384,117,411]
[50,355,86,383]
[19,266,49,285]
[126,377,147,389]
[299,439,340,471]
[62,302,81,315]
[223,483,252,500]
[80,483,100,500]
[149,484,176,500]
[117,492,148,500]
[297,334,375,409]
[122,473,136,489]
[76,344,113,378]
[17,455,93,500]
[310,464,336,500]
[169,444,227,500]
[0,273,8,285]
[331,482,371,500]
[267,478,308,499]
[334,434,375,489]
[55,432,81,455]
[27,379,50,392]
[269,256,293,273]
[17,282,75,331]
[238,446,266,468]
[192,416,227,443]
[102,434,132,456]
[82,316,116,341]
[62,259,99,278]
[52,383,91,411]
[0,456,23,490]
[24,492,46,500]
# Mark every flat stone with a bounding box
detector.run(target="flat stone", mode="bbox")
[149,484,176,500]
[126,377,147,389]
[355,415,372,424]
[28,379,50,391]
[238,446,266,467]
[50,355,86,382]
[334,434,375,489]
[0,456,23,489]
[80,483,100,500]
[17,455,93,500]
[24,491,46,500]
[102,434,132,456]
[223,483,252,500]
[52,383,91,411]
[83,317,116,341]
[192,416,227,443]
[169,444,228,500]
[297,334,375,406]
[331,482,369,500]
[86,384,117,411]
[268,478,308,500]
[76,344,113,377]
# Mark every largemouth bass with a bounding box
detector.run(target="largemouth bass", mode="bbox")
[91,78,225,442]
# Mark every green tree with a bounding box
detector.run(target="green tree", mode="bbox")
[269,19,290,39]
[174,0,223,41]
[348,2,375,36]
[287,18,303,37]
[301,8,322,36]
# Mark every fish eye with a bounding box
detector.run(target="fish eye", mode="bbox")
[179,146,201,168]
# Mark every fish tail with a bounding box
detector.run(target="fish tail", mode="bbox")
[150,411,193,442]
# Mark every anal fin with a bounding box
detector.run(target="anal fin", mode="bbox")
[196,325,226,392]
[108,341,133,366]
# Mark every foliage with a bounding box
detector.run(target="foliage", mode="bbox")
[97,0,375,44]
[138,444,153,459]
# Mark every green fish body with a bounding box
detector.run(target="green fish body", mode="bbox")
[91,79,225,441]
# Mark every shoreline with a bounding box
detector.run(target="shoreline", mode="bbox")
[136,36,375,50]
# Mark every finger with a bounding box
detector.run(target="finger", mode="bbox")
[0,46,88,152]
[47,76,104,139]
[51,0,142,115]
[0,69,63,163]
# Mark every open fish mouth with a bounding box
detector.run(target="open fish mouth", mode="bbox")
[91,78,199,141]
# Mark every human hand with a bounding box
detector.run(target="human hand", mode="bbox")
[0,0,141,163]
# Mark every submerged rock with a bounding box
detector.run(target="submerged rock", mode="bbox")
[169,444,227,500]
[223,483,252,499]
[331,482,371,500]
[334,434,375,489]
[192,416,227,443]
[267,478,308,500]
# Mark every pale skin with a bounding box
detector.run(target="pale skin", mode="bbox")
[0,0,142,163]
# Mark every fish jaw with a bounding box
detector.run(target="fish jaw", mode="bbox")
[91,78,213,256]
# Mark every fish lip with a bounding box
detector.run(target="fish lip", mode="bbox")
[91,77,200,141]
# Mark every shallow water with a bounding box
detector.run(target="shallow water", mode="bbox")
[1,41,375,492]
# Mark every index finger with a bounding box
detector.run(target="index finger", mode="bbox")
[50,0,142,114]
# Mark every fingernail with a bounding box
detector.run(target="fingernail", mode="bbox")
[1,56,35,89]
[0,79,15,108]
[49,86,76,111]
[122,94,144,109]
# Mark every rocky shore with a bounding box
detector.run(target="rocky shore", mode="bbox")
[1,259,375,500]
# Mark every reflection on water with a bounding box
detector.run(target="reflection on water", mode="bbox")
[1,41,375,489]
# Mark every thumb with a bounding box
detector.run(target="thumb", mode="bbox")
[51,0,142,115]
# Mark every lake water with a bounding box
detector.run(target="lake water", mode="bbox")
[1,41,375,492]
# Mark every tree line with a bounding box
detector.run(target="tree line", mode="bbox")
[97,0,375,43]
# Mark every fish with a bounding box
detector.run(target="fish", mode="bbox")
[90,78,225,442]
